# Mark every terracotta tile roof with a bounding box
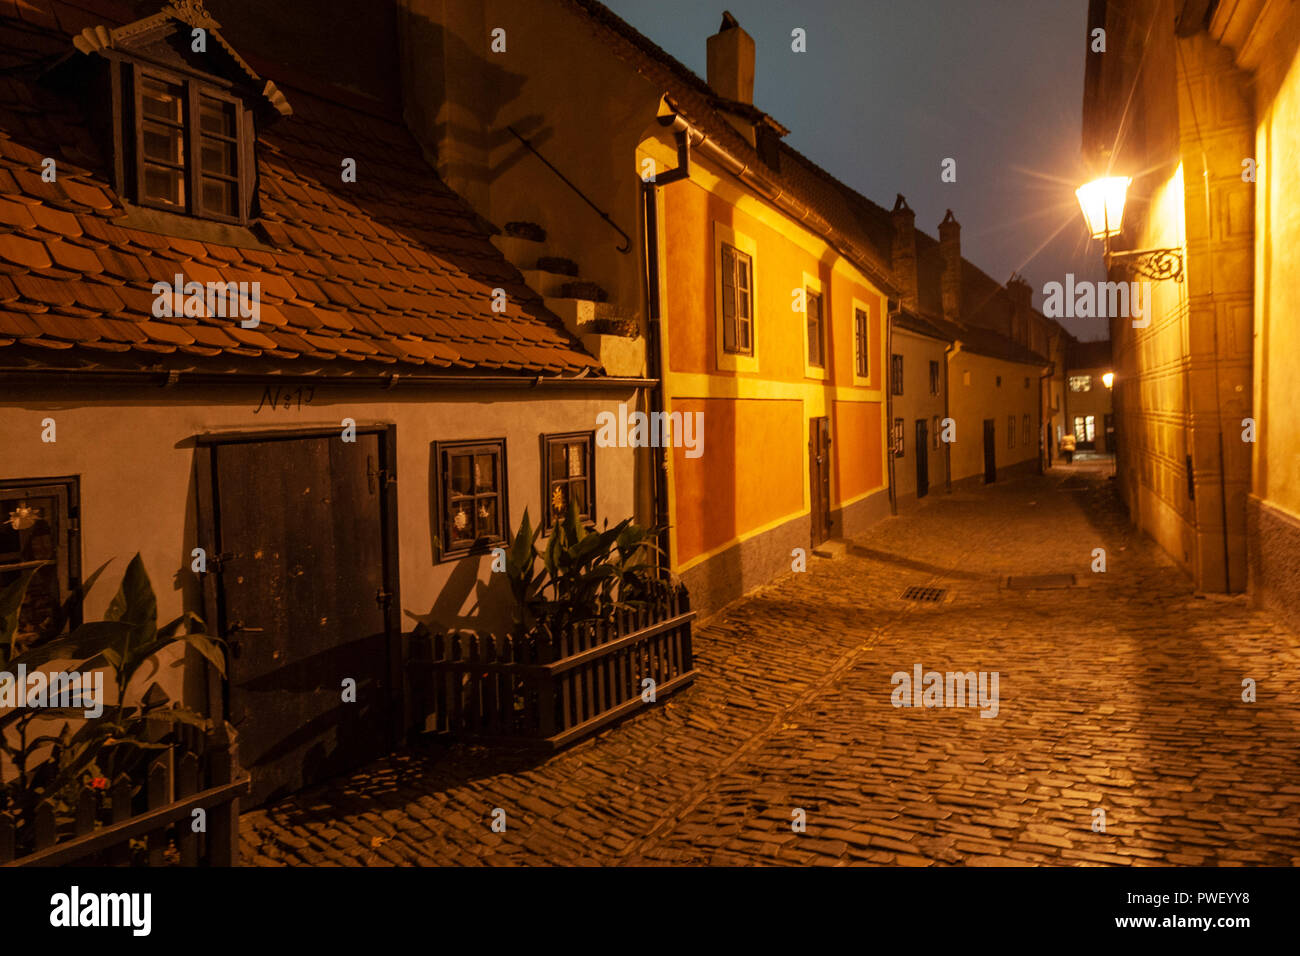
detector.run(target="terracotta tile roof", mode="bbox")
[0,2,599,376]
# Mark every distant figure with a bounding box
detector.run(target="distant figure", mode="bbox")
[1061,432,1076,464]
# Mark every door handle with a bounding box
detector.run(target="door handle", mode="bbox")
[228,620,264,634]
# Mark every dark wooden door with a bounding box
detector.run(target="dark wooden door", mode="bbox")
[982,418,997,483]
[915,419,929,498]
[208,430,396,805]
[809,416,832,545]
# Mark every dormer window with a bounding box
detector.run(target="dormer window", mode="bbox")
[134,66,245,221]
[55,1,292,228]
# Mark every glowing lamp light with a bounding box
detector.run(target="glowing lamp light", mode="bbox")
[1075,176,1131,240]
[1102,372,1114,389]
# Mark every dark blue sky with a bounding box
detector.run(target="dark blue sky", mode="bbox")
[602,0,1108,341]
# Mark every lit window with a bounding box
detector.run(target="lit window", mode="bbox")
[542,432,594,531]
[1073,416,1096,442]
[435,439,508,557]
[719,242,753,355]
[0,477,81,646]
[1069,375,1092,392]
[892,418,905,458]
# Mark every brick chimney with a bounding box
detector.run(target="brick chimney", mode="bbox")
[707,12,755,104]
[938,209,962,324]
[1006,273,1033,345]
[890,194,919,312]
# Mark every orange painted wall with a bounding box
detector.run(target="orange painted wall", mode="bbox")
[671,397,804,563]
[663,182,882,389]
[833,400,884,500]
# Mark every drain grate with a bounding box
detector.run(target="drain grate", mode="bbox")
[900,585,947,603]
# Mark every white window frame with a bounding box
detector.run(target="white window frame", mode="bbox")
[713,221,759,373]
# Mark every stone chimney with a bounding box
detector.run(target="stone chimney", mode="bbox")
[1006,273,1033,345]
[938,209,962,324]
[707,12,755,104]
[890,194,919,312]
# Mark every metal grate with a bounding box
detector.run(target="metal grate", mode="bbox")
[900,585,947,603]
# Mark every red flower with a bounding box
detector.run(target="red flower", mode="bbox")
[89,777,108,790]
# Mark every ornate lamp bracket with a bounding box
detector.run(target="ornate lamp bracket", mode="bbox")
[1105,246,1184,282]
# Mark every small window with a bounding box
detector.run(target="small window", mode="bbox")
[434,439,508,558]
[806,289,824,369]
[542,432,595,531]
[1008,415,1016,449]
[892,418,905,458]
[854,307,870,378]
[929,360,940,395]
[996,375,1002,387]
[0,477,81,646]
[1069,375,1092,392]
[1022,414,1031,447]
[719,241,753,355]
[932,415,941,451]
[891,354,904,395]
[131,65,246,223]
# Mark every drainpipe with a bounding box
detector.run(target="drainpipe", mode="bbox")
[886,300,898,516]
[1039,365,1054,474]
[944,340,959,494]
[641,128,692,571]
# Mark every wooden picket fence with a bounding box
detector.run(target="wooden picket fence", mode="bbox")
[0,724,249,867]
[409,585,697,749]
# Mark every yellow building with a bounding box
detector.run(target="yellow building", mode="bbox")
[1081,0,1294,604]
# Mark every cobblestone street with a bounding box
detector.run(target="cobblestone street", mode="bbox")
[241,469,1300,866]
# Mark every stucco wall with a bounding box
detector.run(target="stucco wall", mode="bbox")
[947,351,1043,485]
[1,383,640,704]
[890,329,948,499]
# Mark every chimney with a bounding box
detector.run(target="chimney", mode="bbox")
[707,12,755,104]
[1006,273,1033,345]
[938,209,962,324]
[890,194,919,312]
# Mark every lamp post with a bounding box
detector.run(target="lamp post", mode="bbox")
[1075,176,1184,281]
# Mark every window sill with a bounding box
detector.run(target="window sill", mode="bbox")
[115,203,274,252]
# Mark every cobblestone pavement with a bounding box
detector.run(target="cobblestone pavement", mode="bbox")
[240,471,1300,865]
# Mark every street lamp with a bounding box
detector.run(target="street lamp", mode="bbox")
[1102,372,1114,389]
[1075,176,1183,281]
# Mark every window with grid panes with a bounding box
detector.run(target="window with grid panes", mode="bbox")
[806,289,824,368]
[0,477,81,646]
[854,307,870,377]
[435,439,508,557]
[543,432,595,531]
[719,242,753,355]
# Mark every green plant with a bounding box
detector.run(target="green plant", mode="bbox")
[503,500,670,639]
[0,554,225,837]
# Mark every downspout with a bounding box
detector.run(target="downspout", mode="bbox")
[944,340,959,494]
[1039,364,1054,474]
[886,301,898,516]
[641,127,692,571]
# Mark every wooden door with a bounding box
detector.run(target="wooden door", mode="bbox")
[982,418,997,483]
[809,417,832,545]
[202,428,397,806]
[915,419,929,498]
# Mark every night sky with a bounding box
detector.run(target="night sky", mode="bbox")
[602,0,1109,342]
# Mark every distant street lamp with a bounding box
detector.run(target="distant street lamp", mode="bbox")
[1102,372,1114,389]
[1075,176,1184,281]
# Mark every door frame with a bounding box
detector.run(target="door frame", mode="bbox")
[193,423,402,745]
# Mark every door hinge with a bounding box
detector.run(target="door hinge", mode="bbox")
[375,588,393,608]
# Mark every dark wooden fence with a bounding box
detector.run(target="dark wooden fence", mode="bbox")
[0,724,249,867]
[409,586,697,749]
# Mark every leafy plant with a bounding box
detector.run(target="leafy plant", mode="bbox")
[502,500,670,640]
[0,554,225,839]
